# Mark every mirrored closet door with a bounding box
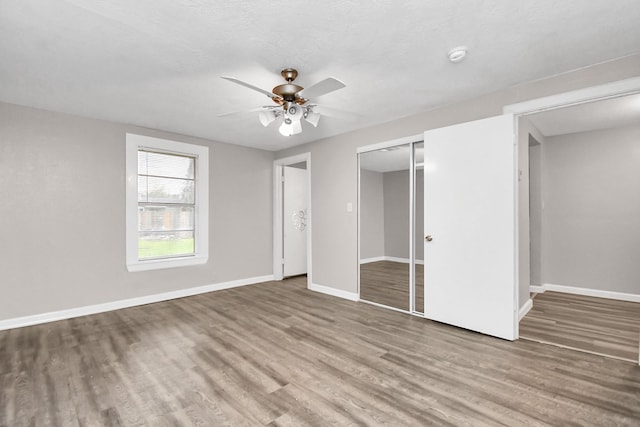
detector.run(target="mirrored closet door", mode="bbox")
[359,141,423,313]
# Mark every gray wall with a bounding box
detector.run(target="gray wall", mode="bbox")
[359,169,385,259]
[541,124,640,294]
[380,169,424,261]
[360,168,423,262]
[383,170,410,259]
[0,102,274,321]
[275,54,640,295]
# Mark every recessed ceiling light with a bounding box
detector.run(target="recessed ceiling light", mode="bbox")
[448,46,468,63]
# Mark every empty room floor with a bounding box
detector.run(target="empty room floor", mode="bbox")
[360,261,424,312]
[1,278,639,426]
[520,291,640,363]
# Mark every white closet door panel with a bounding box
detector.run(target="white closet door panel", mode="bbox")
[283,166,308,276]
[424,114,517,340]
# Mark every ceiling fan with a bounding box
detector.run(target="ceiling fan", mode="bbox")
[219,68,346,136]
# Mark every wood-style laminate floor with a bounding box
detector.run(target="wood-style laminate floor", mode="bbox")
[520,291,640,363]
[1,277,639,426]
[360,261,424,312]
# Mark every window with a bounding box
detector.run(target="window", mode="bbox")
[126,134,208,271]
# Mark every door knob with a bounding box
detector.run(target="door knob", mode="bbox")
[425,235,433,242]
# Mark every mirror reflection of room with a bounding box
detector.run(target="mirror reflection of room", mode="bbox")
[359,144,412,311]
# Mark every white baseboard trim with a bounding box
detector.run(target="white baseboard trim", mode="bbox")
[530,285,546,294]
[360,256,425,265]
[308,282,359,302]
[385,256,411,264]
[0,275,275,332]
[359,256,386,264]
[530,283,640,303]
[518,298,533,321]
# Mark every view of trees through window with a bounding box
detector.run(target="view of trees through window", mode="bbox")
[137,150,196,259]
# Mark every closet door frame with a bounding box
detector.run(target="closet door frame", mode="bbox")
[357,135,424,315]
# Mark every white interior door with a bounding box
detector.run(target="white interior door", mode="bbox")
[424,114,517,340]
[283,166,308,277]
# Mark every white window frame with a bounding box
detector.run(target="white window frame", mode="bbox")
[126,133,209,272]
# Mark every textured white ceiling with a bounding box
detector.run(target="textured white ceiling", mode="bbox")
[1,1,639,151]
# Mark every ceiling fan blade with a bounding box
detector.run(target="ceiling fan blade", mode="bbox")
[299,77,346,99]
[221,76,282,100]
[311,104,360,119]
[216,105,278,118]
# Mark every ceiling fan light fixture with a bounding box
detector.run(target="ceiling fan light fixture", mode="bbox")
[258,110,277,127]
[304,110,321,127]
[279,117,302,136]
[279,118,293,136]
[285,103,304,121]
[291,119,302,135]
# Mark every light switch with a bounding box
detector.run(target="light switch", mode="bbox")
[346,202,353,213]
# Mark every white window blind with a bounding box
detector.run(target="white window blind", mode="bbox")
[137,150,196,260]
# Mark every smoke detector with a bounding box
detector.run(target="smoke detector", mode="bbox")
[448,46,468,63]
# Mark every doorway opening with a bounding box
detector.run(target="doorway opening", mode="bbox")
[273,153,312,288]
[513,88,640,363]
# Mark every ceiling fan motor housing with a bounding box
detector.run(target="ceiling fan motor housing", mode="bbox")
[272,68,304,102]
[272,83,303,101]
[281,68,298,82]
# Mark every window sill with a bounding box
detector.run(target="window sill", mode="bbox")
[126,255,208,272]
